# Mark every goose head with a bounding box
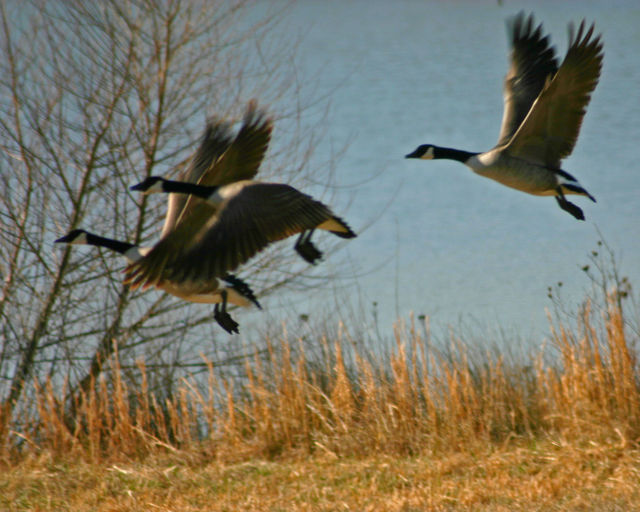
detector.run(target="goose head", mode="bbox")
[130,176,166,194]
[405,144,435,159]
[54,229,89,245]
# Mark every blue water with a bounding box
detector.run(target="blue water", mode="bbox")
[250,0,640,341]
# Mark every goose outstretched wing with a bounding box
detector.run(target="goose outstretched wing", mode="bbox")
[161,118,235,237]
[173,101,273,230]
[504,21,603,166]
[124,183,333,290]
[496,12,559,147]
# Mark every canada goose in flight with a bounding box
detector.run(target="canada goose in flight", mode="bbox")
[406,12,603,220]
[123,176,357,291]
[54,102,271,334]
[54,229,260,334]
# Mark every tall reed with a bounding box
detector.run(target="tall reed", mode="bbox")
[2,290,637,464]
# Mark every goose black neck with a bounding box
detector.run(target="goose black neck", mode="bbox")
[434,146,478,163]
[86,233,135,255]
[163,179,217,199]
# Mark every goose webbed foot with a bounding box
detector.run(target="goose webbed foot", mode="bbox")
[555,192,585,221]
[214,299,239,335]
[294,230,323,264]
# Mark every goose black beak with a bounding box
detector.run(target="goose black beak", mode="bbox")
[129,181,145,191]
[405,149,421,159]
[54,234,73,244]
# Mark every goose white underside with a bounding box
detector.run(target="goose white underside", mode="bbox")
[161,280,252,307]
[466,154,590,198]
[474,170,591,198]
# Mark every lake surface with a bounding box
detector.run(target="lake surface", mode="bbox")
[251,0,640,342]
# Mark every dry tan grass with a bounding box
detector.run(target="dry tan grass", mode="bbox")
[1,290,639,510]
[2,441,638,511]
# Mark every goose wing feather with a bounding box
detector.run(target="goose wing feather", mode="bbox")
[161,118,235,237]
[124,202,217,290]
[496,12,559,147]
[504,21,603,166]
[124,183,332,289]
[173,101,273,230]
[200,100,273,187]
[175,183,333,282]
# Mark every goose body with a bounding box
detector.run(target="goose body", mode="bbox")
[54,229,260,333]
[406,13,603,220]
[55,102,271,333]
[123,176,356,291]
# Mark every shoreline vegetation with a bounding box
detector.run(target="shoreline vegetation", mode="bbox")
[2,273,639,510]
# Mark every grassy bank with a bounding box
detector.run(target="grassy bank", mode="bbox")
[1,286,639,510]
[3,442,638,511]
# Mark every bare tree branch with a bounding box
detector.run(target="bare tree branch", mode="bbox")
[0,0,347,430]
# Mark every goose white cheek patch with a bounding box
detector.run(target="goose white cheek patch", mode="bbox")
[421,146,435,159]
[151,181,165,193]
